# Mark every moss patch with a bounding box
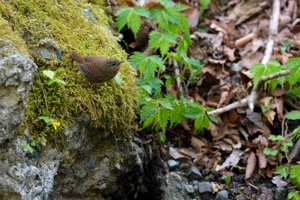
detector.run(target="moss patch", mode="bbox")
[0,0,138,147]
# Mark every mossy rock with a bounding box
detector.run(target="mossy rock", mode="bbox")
[0,0,138,148]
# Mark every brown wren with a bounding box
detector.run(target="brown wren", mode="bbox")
[70,51,123,83]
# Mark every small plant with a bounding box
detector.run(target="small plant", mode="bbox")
[38,116,61,131]
[42,70,66,85]
[271,110,300,200]
[19,143,34,153]
[222,175,231,184]
[117,0,214,138]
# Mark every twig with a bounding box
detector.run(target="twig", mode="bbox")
[208,70,290,116]
[173,58,184,98]
[261,0,280,64]
[284,99,300,111]
[235,33,256,47]
[246,182,259,190]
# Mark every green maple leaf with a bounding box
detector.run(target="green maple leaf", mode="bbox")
[149,30,177,55]
[140,101,158,122]
[129,52,165,79]
[250,60,285,89]
[286,57,300,87]
[116,6,149,37]
[184,102,210,131]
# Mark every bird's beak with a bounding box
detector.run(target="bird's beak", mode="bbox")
[119,61,125,65]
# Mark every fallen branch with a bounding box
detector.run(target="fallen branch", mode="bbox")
[208,70,291,116]
[261,0,280,64]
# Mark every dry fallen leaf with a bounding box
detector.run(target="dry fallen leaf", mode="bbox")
[215,149,243,171]
[178,148,196,158]
[263,110,276,125]
[253,135,268,147]
[169,147,189,160]
[275,97,284,120]
[256,149,267,169]
[272,175,288,187]
[245,151,257,179]
[191,136,207,153]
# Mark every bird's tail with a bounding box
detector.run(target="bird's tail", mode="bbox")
[70,51,85,63]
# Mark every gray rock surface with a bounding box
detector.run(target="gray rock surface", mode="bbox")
[198,182,213,193]
[0,39,37,142]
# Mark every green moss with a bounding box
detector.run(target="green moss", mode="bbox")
[0,0,138,148]
[0,17,29,54]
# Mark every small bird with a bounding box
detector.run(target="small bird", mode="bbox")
[70,51,123,83]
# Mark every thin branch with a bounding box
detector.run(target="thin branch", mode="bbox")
[173,58,184,98]
[261,0,280,64]
[208,70,290,116]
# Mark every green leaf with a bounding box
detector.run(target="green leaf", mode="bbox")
[288,191,300,200]
[194,113,210,131]
[143,113,158,128]
[19,143,34,153]
[134,6,150,18]
[268,135,284,141]
[183,102,209,131]
[159,0,175,7]
[149,77,164,93]
[263,147,278,156]
[40,135,47,146]
[177,34,191,56]
[184,102,204,119]
[183,56,203,70]
[291,126,300,138]
[149,30,177,55]
[285,110,300,120]
[129,52,165,79]
[222,175,231,184]
[209,115,219,124]
[280,39,291,52]
[140,85,152,94]
[179,13,190,33]
[170,100,185,125]
[290,165,300,187]
[116,6,150,37]
[139,77,164,94]
[38,116,51,124]
[43,70,55,80]
[288,87,300,99]
[127,9,142,37]
[140,101,158,122]
[250,61,284,89]
[159,107,169,132]
[157,98,173,110]
[129,52,146,67]
[52,78,66,85]
[159,132,166,143]
[173,3,190,11]
[165,7,182,26]
[156,10,169,30]
[149,6,161,19]
[200,0,211,14]
[116,7,131,31]
[286,57,300,87]
[275,165,290,179]
[164,75,173,90]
